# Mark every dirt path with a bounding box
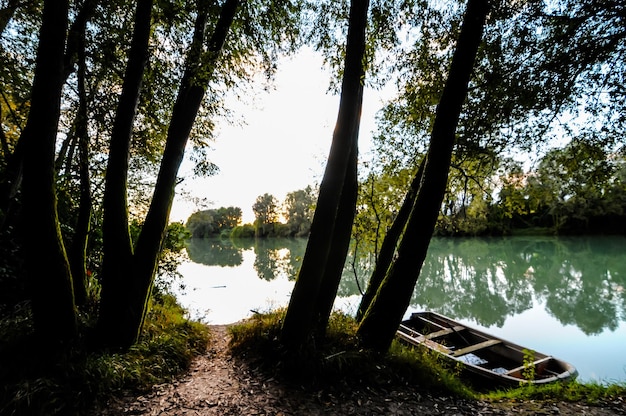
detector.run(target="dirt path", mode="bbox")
[91,325,625,415]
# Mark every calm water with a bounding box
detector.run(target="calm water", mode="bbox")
[173,236,626,384]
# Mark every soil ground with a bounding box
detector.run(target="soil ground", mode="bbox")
[90,325,626,415]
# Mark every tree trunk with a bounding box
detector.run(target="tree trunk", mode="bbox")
[314,141,358,337]
[0,120,25,233]
[1,0,96,234]
[281,0,369,349]
[96,0,154,347]
[19,0,76,343]
[357,0,489,352]
[102,0,240,349]
[63,0,97,80]
[355,157,425,322]
[68,37,91,308]
[0,112,8,156]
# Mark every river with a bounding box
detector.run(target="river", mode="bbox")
[172,235,626,384]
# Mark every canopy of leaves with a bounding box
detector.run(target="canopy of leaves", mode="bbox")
[185,206,242,237]
[252,193,279,225]
[283,185,316,237]
[371,0,625,178]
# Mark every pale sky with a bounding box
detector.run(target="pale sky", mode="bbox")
[171,48,390,224]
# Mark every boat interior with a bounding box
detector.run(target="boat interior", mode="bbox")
[398,312,567,380]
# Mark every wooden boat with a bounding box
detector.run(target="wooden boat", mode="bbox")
[397,311,578,387]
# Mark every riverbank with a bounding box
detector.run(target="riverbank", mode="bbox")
[89,325,625,415]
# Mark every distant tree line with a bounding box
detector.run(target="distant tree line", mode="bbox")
[185,185,317,239]
[185,206,242,238]
[189,136,626,246]
[480,141,626,236]
[355,138,626,248]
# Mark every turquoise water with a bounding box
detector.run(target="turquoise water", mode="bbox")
[174,236,626,384]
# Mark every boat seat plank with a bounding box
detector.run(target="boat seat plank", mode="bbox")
[424,325,466,340]
[399,324,466,341]
[414,315,448,331]
[396,330,451,354]
[505,356,553,376]
[398,324,420,337]
[451,339,502,357]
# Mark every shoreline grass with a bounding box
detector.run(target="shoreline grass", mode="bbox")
[229,309,474,396]
[1,305,623,415]
[0,293,209,416]
[229,309,626,406]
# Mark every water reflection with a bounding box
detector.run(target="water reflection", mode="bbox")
[185,236,626,335]
[414,237,626,336]
[187,237,307,280]
[181,235,626,382]
[251,238,306,281]
[186,238,244,267]
[339,236,626,336]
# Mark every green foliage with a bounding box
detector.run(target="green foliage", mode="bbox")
[0,294,208,416]
[155,221,192,291]
[283,185,316,237]
[521,349,536,383]
[354,165,413,254]
[253,193,279,225]
[484,379,626,405]
[230,223,255,238]
[185,206,242,238]
[245,187,318,238]
[492,141,626,235]
[364,0,626,239]
[162,221,191,253]
[303,0,401,91]
[355,139,626,241]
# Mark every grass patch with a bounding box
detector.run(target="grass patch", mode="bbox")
[230,310,626,409]
[0,293,209,416]
[229,309,474,398]
[483,379,626,405]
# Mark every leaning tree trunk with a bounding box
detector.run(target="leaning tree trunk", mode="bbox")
[357,0,489,352]
[280,0,369,350]
[0,1,22,230]
[62,0,97,80]
[0,132,24,232]
[314,141,358,337]
[19,0,77,343]
[355,156,425,322]
[102,0,240,350]
[96,0,153,347]
[1,0,96,234]
[68,39,92,307]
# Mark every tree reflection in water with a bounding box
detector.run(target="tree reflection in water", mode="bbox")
[186,237,307,281]
[185,236,625,336]
[181,235,625,382]
[358,236,625,336]
[186,238,244,267]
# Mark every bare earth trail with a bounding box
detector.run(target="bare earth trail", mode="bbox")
[92,325,626,416]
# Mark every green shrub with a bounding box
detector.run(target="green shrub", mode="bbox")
[483,379,626,404]
[230,224,255,238]
[0,294,208,415]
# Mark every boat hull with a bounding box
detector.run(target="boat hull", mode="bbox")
[397,311,578,387]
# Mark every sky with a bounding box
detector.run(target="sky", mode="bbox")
[170,48,391,224]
